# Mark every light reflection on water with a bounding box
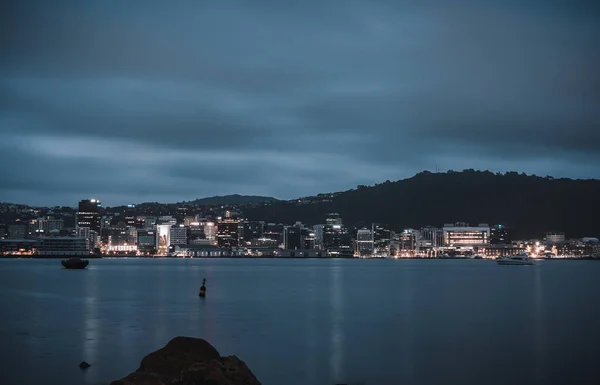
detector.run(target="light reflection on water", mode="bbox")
[1,258,600,385]
[329,261,344,382]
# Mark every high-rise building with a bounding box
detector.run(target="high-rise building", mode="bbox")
[170,225,188,245]
[263,223,284,246]
[490,225,512,245]
[217,218,239,248]
[373,224,392,255]
[156,224,172,253]
[239,221,264,244]
[420,226,444,248]
[76,199,101,233]
[323,215,352,257]
[399,230,417,253]
[204,222,217,241]
[356,228,374,256]
[283,225,303,250]
[313,224,325,249]
[137,230,157,254]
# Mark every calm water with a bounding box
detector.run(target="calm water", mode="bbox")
[1,258,599,385]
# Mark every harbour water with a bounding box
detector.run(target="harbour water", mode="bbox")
[0,258,599,385]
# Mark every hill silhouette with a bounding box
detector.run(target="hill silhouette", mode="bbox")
[188,194,279,206]
[243,170,600,239]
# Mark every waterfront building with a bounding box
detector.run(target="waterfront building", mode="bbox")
[0,239,41,255]
[283,225,302,250]
[399,229,417,255]
[373,224,392,256]
[490,224,512,245]
[37,237,89,256]
[545,232,565,246]
[137,229,157,254]
[420,226,444,248]
[356,228,374,256]
[442,222,490,247]
[203,222,217,241]
[217,218,239,248]
[156,224,172,254]
[313,224,325,249]
[263,223,284,247]
[170,225,188,245]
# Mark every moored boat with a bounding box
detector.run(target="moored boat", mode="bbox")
[61,257,89,269]
[496,252,534,265]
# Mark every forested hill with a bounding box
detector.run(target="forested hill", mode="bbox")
[242,170,600,239]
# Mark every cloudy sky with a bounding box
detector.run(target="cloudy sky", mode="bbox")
[1,0,599,206]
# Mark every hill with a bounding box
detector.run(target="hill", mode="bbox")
[242,170,600,239]
[188,194,279,206]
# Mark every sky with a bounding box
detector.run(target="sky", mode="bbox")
[1,0,599,207]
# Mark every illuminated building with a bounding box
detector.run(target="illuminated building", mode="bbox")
[399,230,417,253]
[38,237,89,256]
[156,224,172,253]
[323,214,352,257]
[373,224,392,255]
[239,221,264,244]
[443,223,490,247]
[490,224,512,245]
[76,199,101,233]
[263,223,284,246]
[184,216,197,227]
[420,226,444,248]
[137,230,157,254]
[313,225,324,249]
[204,222,217,241]
[546,232,565,246]
[356,228,374,256]
[29,218,64,236]
[217,218,239,248]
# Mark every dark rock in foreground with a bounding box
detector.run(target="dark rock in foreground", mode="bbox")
[110,336,261,385]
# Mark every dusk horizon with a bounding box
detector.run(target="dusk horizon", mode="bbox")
[2,0,599,207]
[2,168,600,208]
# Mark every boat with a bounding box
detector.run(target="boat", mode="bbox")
[496,252,534,265]
[61,257,89,269]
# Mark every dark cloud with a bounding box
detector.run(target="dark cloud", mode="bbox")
[1,0,599,206]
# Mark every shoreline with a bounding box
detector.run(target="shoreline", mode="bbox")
[1,255,598,261]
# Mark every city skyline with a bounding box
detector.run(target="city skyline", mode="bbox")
[2,1,599,206]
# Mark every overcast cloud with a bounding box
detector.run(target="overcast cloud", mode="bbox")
[1,0,599,206]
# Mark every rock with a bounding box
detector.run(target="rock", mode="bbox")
[79,361,91,369]
[109,336,260,385]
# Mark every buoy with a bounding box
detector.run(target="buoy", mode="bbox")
[199,278,206,297]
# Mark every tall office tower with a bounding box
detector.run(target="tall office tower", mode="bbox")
[76,199,101,233]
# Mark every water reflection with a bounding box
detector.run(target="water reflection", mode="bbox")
[305,265,317,385]
[329,260,344,381]
[533,265,546,384]
[401,263,414,381]
[83,270,99,366]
